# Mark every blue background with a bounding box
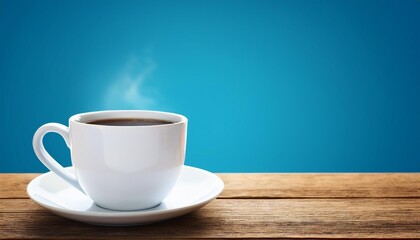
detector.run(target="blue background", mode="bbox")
[1,0,419,173]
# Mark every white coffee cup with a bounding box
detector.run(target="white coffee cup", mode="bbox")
[33,110,187,211]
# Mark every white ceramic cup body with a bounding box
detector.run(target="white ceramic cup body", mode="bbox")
[33,110,187,211]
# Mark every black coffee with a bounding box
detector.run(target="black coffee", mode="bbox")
[87,118,173,126]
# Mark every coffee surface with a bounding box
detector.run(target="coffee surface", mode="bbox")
[87,118,173,126]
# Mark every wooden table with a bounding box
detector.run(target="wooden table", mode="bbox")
[1,173,419,239]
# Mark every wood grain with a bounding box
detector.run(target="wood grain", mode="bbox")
[0,174,37,198]
[1,173,419,199]
[2,173,419,239]
[218,173,420,198]
[1,198,419,239]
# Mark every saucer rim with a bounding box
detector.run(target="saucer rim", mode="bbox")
[27,165,224,217]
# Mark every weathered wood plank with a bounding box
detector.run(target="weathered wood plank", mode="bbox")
[0,174,37,198]
[0,199,41,212]
[218,173,420,198]
[1,173,420,199]
[1,199,419,239]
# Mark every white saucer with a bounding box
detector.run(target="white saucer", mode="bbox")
[27,166,224,226]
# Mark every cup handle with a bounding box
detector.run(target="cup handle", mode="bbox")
[33,123,84,193]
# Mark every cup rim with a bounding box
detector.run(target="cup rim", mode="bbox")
[69,110,187,128]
